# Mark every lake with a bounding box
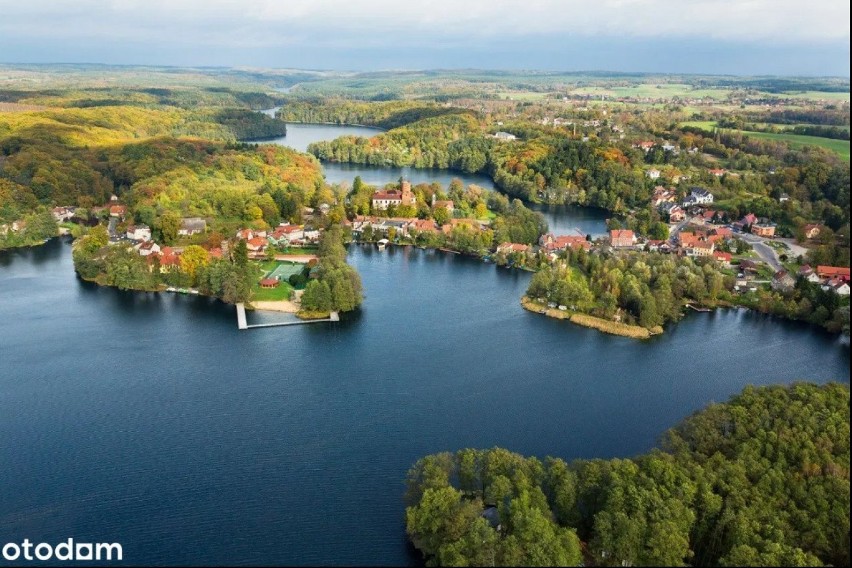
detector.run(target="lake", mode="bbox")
[253,121,610,236]
[1,239,848,565]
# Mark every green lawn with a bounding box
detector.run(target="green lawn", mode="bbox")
[252,281,294,301]
[679,121,850,161]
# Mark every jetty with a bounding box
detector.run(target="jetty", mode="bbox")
[236,303,338,329]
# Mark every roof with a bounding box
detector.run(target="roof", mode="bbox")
[610,229,634,240]
[260,278,279,287]
[180,217,206,230]
[817,266,851,278]
[498,242,530,253]
[247,237,268,247]
[713,251,732,261]
[372,190,402,201]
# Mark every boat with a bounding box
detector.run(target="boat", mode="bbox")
[377,238,389,251]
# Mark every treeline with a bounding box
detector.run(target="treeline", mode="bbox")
[528,250,732,330]
[300,225,363,314]
[716,119,850,141]
[0,206,58,250]
[277,99,471,129]
[405,382,850,567]
[211,109,287,140]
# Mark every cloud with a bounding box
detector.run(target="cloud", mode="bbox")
[0,0,848,48]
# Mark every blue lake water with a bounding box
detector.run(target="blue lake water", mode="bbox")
[0,239,848,565]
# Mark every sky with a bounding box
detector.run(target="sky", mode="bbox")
[0,0,849,76]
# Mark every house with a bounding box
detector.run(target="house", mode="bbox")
[798,265,821,283]
[661,204,685,222]
[432,199,454,213]
[825,279,850,295]
[236,228,255,241]
[540,234,591,252]
[109,205,127,218]
[496,243,530,254]
[816,266,850,282]
[157,247,181,270]
[739,213,759,229]
[51,206,75,222]
[778,193,791,203]
[609,229,635,248]
[771,270,796,293]
[126,224,152,242]
[259,278,279,289]
[803,224,822,239]
[372,180,416,210]
[751,220,776,238]
[739,259,761,274]
[683,187,714,206]
[135,240,161,257]
[11,220,27,232]
[493,131,517,141]
[646,168,661,180]
[246,237,268,253]
[271,224,305,244]
[178,217,206,236]
[708,168,727,177]
[410,219,439,233]
[651,186,677,207]
[687,240,715,257]
[634,141,655,152]
[713,251,732,266]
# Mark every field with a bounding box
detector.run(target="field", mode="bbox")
[680,121,850,160]
[568,84,733,100]
[250,260,306,301]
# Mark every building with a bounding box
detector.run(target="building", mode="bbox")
[372,180,416,210]
[432,198,454,213]
[708,168,727,177]
[126,224,152,242]
[51,206,75,222]
[609,229,635,248]
[646,169,661,180]
[683,187,714,206]
[109,205,127,218]
[651,186,677,207]
[246,237,268,253]
[816,266,850,282]
[135,240,161,257]
[825,280,850,295]
[259,278,279,289]
[713,251,732,266]
[634,141,654,152]
[771,270,796,293]
[751,220,777,238]
[687,240,715,257]
[178,217,207,236]
[493,131,517,141]
[496,243,530,254]
[539,234,591,252]
[661,204,685,222]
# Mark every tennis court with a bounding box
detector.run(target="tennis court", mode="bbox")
[266,261,305,281]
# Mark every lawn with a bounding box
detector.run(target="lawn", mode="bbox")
[252,281,294,301]
[679,121,850,161]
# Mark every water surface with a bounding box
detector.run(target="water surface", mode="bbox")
[1,240,847,565]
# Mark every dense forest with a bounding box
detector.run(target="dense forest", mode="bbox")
[405,382,850,567]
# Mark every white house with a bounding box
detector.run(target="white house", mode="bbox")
[178,217,207,236]
[493,131,517,141]
[683,187,714,206]
[646,169,661,180]
[126,224,152,241]
[135,240,161,257]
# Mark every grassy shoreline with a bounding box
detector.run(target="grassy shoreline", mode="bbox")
[520,296,660,339]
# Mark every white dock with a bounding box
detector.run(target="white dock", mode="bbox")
[236,303,338,330]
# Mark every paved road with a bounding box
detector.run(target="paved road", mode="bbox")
[741,234,782,272]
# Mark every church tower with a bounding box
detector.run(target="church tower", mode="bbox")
[401,179,414,206]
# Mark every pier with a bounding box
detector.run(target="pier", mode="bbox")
[236,303,338,330]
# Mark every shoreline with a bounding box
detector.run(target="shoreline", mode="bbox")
[520,296,661,339]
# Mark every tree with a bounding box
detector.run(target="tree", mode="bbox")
[179,245,210,285]
[432,206,451,225]
[158,211,181,245]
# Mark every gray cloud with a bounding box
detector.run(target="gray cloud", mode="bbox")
[0,0,848,74]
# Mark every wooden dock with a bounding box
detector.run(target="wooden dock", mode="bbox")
[236,303,338,330]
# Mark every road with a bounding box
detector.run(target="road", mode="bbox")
[740,233,783,272]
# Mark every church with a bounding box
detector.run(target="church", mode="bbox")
[371,180,416,211]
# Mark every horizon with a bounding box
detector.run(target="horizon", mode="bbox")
[1,62,850,81]
[0,0,849,77]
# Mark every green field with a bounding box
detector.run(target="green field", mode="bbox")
[252,281,294,301]
[569,84,733,100]
[680,121,850,160]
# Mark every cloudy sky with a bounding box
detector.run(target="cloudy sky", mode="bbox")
[0,0,849,75]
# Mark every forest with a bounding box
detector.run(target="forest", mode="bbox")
[405,382,850,567]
